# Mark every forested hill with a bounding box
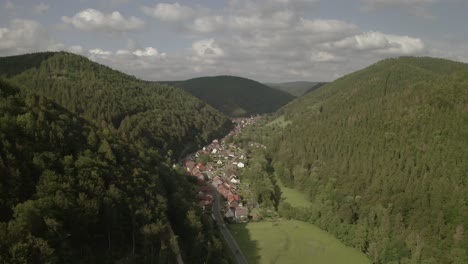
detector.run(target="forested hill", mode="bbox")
[162,76,295,117]
[0,79,231,263]
[265,81,328,97]
[252,57,468,263]
[0,52,232,157]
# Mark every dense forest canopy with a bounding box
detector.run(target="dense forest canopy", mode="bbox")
[0,53,233,263]
[162,75,295,117]
[0,52,232,158]
[238,57,468,264]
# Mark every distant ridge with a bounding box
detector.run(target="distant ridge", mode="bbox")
[161,75,295,117]
[265,81,329,97]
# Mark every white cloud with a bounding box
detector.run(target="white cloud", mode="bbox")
[324,31,425,55]
[89,48,112,55]
[310,51,342,62]
[133,47,162,57]
[35,3,50,14]
[192,39,225,58]
[0,19,52,55]
[79,0,441,82]
[68,45,85,54]
[141,3,194,22]
[62,9,144,32]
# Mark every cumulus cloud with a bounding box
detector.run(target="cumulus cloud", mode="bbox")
[191,39,225,65]
[310,51,343,62]
[34,3,49,14]
[116,47,165,57]
[141,3,195,22]
[0,19,53,55]
[68,45,85,54]
[62,9,144,32]
[89,1,431,82]
[323,31,425,55]
[89,48,112,55]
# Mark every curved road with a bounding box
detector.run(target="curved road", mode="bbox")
[211,187,249,264]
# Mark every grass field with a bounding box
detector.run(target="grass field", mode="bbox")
[275,176,312,208]
[230,220,370,264]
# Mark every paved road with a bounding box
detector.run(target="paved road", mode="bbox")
[211,187,249,264]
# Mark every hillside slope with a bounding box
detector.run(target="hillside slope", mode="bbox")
[165,76,295,117]
[0,79,230,263]
[265,81,328,97]
[0,52,232,157]
[254,57,468,263]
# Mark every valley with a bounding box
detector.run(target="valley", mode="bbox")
[0,52,466,264]
[182,117,370,263]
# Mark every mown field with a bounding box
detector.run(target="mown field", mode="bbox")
[230,220,370,264]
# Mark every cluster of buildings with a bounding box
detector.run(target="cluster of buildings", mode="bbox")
[184,117,261,223]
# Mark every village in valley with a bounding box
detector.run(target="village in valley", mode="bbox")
[182,116,264,225]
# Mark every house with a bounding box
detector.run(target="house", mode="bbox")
[218,186,233,198]
[230,178,239,184]
[235,207,249,222]
[224,207,235,218]
[192,168,202,177]
[227,194,239,204]
[212,176,223,188]
[197,163,206,171]
[197,186,212,193]
[185,160,196,173]
[237,162,245,168]
[230,183,238,191]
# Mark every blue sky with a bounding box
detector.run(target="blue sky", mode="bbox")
[1,0,467,82]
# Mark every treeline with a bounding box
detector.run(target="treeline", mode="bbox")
[240,57,468,263]
[0,52,232,157]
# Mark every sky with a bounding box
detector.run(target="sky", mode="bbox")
[1,0,468,82]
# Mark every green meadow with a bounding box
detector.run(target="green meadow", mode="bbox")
[230,220,370,264]
[275,176,312,208]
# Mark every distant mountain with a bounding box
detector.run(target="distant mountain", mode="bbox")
[163,76,295,117]
[265,81,328,97]
[0,52,232,157]
[252,57,468,263]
